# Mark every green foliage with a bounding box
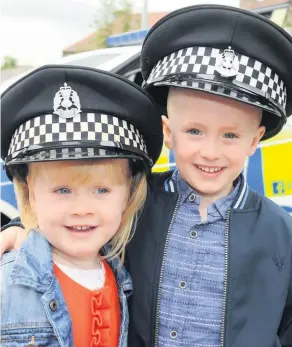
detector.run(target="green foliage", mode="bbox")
[1,56,17,70]
[94,0,133,47]
[114,0,133,33]
[283,5,292,28]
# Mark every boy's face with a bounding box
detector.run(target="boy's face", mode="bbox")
[163,88,265,201]
[28,159,130,267]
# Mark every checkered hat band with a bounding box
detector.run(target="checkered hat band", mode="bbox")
[8,113,148,156]
[147,46,287,109]
[8,147,141,163]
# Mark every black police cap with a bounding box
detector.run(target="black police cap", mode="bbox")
[141,5,292,140]
[1,65,163,174]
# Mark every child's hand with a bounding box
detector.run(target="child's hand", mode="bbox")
[0,227,26,255]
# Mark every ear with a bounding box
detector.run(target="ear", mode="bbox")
[248,126,266,156]
[162,115,173,150]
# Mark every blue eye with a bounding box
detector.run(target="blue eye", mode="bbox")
[56,187,71,194]
[224,133,238,139]
[95,188,109,194]
[188,129,202,135]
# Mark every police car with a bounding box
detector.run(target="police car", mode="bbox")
[1,30,292,225]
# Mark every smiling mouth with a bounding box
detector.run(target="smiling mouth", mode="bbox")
[66,226,96,232]
[196,165,225,173]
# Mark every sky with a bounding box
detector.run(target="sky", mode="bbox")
[1,0,239,66]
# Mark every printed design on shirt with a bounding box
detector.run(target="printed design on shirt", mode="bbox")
[91,287,113,347]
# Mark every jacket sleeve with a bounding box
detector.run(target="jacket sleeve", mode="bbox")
[279,286,292,346]
[127,295,145,347]
[1,217,23,232]
[278,225,292,346]
[128,319,145,347]
[128,328,145,347]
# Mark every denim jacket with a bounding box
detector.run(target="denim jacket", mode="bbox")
[1,230,133,347]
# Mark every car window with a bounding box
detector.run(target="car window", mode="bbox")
[124,69,143,87]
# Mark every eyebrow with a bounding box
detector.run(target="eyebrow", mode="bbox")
[181,121,242,131]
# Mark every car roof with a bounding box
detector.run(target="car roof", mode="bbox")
[0,45,142,94]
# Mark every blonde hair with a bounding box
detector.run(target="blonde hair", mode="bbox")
[13,159,147,265]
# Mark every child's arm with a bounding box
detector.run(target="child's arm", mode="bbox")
[1,216,23,231]
[0,219,26,255]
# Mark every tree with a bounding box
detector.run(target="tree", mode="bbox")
[284,4,292,28]
[1,56,17,70]
[114,0,133,33]
[93,0,134,48]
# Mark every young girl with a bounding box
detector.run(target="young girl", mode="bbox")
[0,65,162,347]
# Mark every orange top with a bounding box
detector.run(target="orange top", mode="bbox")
[54,260,120,347]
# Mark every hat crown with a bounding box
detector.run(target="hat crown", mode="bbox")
[141,4,292,139]
[1,65,163,172]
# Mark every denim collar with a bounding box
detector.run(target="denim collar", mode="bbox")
[10,230,55,292]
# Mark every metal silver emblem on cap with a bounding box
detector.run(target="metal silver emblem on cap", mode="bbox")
[53,83,81,119]
[215,46,240,78]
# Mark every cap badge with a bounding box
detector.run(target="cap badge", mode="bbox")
[215,46,240,78]
[53,83,81,119]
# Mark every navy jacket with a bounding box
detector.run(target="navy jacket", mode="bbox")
[126,171,292,347]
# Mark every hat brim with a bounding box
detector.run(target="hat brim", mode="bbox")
[5,145,152,175]
[146,80,286,140]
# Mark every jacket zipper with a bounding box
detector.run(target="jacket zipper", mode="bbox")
[220,208,231,347]
[154,197,181,347]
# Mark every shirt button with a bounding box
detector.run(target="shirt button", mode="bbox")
[170,330,178,339]
[49,300,58,312]
[188,193,196,202]
[190,229,198,239]
[179,281,187,289]
[27,336,36,347]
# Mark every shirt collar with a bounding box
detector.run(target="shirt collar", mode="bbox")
[170,169,248,219]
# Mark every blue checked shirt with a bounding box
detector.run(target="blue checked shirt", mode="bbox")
[158,170,248,347]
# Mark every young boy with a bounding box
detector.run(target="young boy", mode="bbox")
[2,5,292,347]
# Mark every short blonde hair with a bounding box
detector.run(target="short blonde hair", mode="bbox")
[13,159,147,265]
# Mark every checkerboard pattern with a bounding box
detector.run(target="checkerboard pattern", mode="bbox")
[162,79,275,113]
[9,147,127,163]
[8,113,148,156]
[147,46,287,110]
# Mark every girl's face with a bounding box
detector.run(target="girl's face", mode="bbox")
[28,159,130,269]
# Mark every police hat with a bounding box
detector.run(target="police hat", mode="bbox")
[1,65,163,176]
[141,5,292,140]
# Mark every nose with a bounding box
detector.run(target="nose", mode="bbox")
[199,137,221,161]
[70,193,95,216]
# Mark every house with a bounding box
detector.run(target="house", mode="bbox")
[62,2,291,57]
[62,11,168,56]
